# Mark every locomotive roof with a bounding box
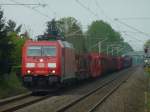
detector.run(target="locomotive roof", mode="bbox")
[24,40,74,49]
[24,40,58,45]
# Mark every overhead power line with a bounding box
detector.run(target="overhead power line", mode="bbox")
[93,0,124,33]
[94,0,111,21]
[75,0,99,19]
[121,32,145,43]
[38,0,59,18]
[116,17,150,20]
[114,18,150,37]
[7,0,50,19]
[0,3,46,7]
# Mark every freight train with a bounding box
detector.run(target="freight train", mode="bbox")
[21,37,132,92]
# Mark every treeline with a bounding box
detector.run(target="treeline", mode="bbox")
[39,17,133,54]
[0,8,28,76]
[0,8,133,77]
[144,39,150,48]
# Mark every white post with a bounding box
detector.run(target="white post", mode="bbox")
[98,41,101,53]
[88,38,108,53]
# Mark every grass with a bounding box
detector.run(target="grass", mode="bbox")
[0,72,27,99]
[147,92,150,112]
[145,70,150,112]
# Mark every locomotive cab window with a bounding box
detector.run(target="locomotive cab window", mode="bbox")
[27,46,41,56]
[27,46,56,56]
[43,46,56,56]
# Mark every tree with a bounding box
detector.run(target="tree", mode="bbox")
[87,20,123,52]
[144,39,150,48]
[57,17,86,53]
[38,19,63,40]
[41,17,87,53]
[6,20,22,34]
[86,20,133,55]
[10,33,26,66]
[0,8,25,76]
[20,31,30,39]
[46,19,60,36]
[0,8,15,75]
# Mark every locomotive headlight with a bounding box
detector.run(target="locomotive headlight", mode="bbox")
[52,70,55,74]
[48,63,56,68]
[27,70,31,74]
[39,58,43,62]
[26,63,35,68]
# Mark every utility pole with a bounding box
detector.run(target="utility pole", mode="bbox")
[98,41,101,53]
[88,38,108,52]
[106,44,115,56]
[107,44,122,56]
[98,38,108,53]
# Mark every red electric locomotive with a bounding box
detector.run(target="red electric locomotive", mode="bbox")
[21,40,76,90]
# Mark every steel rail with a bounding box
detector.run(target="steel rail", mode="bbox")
[0,92,32,106]
[88,73,132,112]
[0,94,52,112]
[56,67,134,112]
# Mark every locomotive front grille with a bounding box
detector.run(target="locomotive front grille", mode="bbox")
[37,63,45,68]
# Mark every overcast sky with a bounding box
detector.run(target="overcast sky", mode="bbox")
[1,0,150,51]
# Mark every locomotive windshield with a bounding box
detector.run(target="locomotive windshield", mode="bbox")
[27,46,56,56]
[27,46,41,56]
[43,46,56,56]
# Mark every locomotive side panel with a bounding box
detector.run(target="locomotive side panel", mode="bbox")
[60,41,76,82]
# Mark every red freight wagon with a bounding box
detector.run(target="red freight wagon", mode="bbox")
[111,57,118,72]
[116,57,124,70]
[75,54,89,80]
[86,53,102,78]
[100,54,109,74]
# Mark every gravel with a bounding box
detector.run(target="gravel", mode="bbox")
[95,66,147,112]
[14,66,147,112]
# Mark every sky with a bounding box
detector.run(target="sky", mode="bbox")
[0,0,150,51]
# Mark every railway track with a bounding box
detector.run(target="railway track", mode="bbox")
[0,92,31,106]
[0,67,135,112]
[0,92,52,112]
[56,68,134,112]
